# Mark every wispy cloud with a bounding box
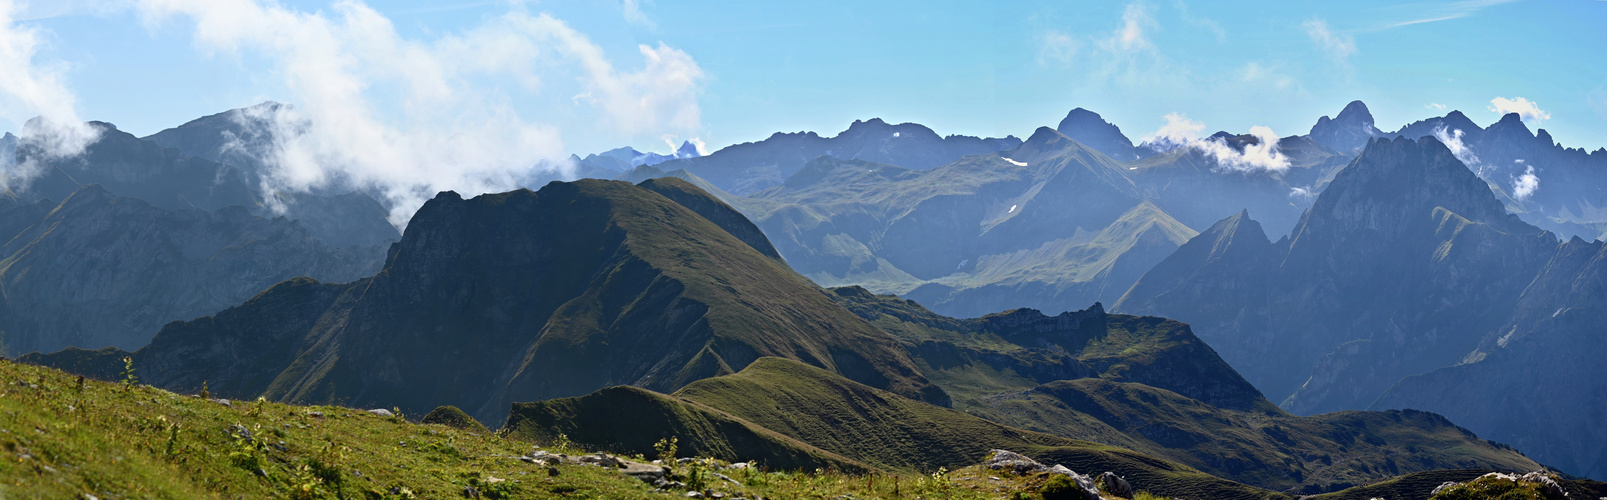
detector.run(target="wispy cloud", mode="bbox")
[1102,3,1156,53]
[621,0,653,29]
[1036,29,1081,65]
[1173,0,1226,42]
[1434,126,1482,173]
[1302,19,1356,66]
[137,0,705,225]
[1489,96,1550,124]
[1426,102,1447,112]
[1374,0,1520,31]
[1241,62,1296,91]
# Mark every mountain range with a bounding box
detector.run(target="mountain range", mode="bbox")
[11,97,1607,494]
[1115,134,1606,478]
[23,174,1552,495]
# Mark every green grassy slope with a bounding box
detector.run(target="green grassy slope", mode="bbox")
[981,379,1544,494]
[670,357,1287,499]
[0,358,663,499]
[829,287,1545,494]
[0,358,1122,500]
[503,385,872,474]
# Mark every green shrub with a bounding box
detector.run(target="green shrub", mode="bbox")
[1040,474,1083,500]
[419,405,489,433]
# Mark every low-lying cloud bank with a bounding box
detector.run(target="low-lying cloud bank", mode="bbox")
[1140,113,1291,173]
[0,0,707,227]
[138,0,706,226]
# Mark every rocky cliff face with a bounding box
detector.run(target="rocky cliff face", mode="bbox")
[1389,109,1607,241]
[25,179,945,425]
[0,184,384,355]
[1116,136,1556,412]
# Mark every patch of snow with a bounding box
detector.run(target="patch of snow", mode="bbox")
[1008,204,1017,213]
[1001,157,1027,167]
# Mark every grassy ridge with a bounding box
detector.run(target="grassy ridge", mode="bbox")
[678,358,1288,500]
[0,358,660,499]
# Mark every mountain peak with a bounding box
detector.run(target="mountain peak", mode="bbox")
[1295,135,1522,244]
[676,140,700,157]
[1055,108,1137,161]
[1486,112,1533,140]
[1337,100,1371,121]
[1308,100,1382,152]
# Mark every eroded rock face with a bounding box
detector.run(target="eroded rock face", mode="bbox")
[1308,100,1385,153]
[1117,136,1555,413]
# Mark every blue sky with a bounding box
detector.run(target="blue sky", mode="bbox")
[5,0,1606,161]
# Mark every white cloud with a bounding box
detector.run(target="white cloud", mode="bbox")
[1302,19,1356,65]
[0,0,101,188]
[136,0,705,226]
[1140,113,1291,173]
[1489,96,1550,124]
[1104,3,1155,53]
[1433,126,1484,175]
[1241,62,1295,90]
[1512,164,1539,201]
[1426,103,1447,112]
[621,0,653,28]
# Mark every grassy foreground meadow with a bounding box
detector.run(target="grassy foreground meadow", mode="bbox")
[0,358,1159,499]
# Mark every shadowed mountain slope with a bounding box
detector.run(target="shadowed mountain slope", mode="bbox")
[14,115,398,249]
[1113,135,1607,479]
[23,178,944,425]
[1116,136,1556,412]
[0,184,383,355]
[828,287,1542,494]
